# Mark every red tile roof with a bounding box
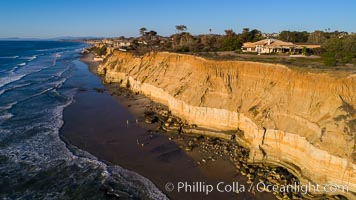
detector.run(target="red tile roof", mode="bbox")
[242,39,295,48]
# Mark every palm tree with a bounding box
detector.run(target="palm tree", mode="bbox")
[139,27,147,36]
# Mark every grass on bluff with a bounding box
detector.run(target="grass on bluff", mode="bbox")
[190,51,356,74]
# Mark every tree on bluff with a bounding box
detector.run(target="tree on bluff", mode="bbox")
[92,45,107,56]
[139,27,147,36]
[308,30,327,44]
[278,31,309,43]
[240,28,263,43]
[321,35,356,66]
[175,25,187,33]
[220,29,241,51]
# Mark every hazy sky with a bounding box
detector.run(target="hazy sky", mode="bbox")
[1,0,355,38]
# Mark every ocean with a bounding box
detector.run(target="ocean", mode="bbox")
[0,41,167,199]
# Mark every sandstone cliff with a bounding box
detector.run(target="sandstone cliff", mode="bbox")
[98,51,356,199]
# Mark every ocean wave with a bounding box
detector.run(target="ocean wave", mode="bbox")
[0,56,19,59]
[23,87,55,101]
[49,78,67,90]
[36,47,66,52]
[55,66,70,77]
[0,101,18,110]
[0,112,14,125]
[107,166,169,199]
[20,55,38,61]
[36,49,50,52]
[18,62,26,66]
[0,113,14,121]
[2,87,57,107]
[0,82,32,97]
[51,52,62,66]
[28,55,37,61]
[0,74,26,88]
[1,61,59,89]
[9,66,18,73]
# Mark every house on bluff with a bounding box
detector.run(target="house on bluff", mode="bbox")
[242,39,320,55]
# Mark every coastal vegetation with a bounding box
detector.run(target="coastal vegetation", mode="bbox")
[88,25,356,68]
[160,26,354,66]
[321,35,356,66]
[91,45,107,56]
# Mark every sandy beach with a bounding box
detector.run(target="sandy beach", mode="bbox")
[60,53,275,200]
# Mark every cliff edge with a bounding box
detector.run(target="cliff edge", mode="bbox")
[98,51,356,198]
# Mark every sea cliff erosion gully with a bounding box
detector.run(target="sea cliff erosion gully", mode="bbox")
[97,51,356,199]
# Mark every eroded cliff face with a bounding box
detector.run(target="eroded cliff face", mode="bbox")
[98,51,356,198]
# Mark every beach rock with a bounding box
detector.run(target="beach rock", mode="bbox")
[145,115,158,124]
[166,117,173,123]
[240,168,247,176]
[94,87,105,93]
[185,146,192,152]
[188,140,195,147]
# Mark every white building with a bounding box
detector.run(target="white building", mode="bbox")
[242,39,321,54]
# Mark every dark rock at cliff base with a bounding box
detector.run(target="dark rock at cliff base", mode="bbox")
[144,110,159,124]
[93,87,105,93]
[145,116,158,124]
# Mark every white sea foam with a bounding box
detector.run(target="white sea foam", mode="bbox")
[18,62,26,66]
[14,82,31,88]
[21,55,38,61]
[108,166,169,200]
[0,74,26,88]
[24,87,54,101]
[28,55,37,61]
[51,53,62,66]
[2,62,57,87]
[0,101,18,110]
[55,66,70,77]
[37,47,66,52]
[0,82,31,97]
[0,56,19,59]
[54,78,67,88]
[9,66,18,73]
[36,49,50,52]
[0,113,14,122]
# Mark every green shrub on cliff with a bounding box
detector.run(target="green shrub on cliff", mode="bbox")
[322,52,337,66]
[321,35,356,66]
[220,37,242,51]
[92,46,107,56]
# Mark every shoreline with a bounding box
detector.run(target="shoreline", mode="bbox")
[60,53,275,199]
